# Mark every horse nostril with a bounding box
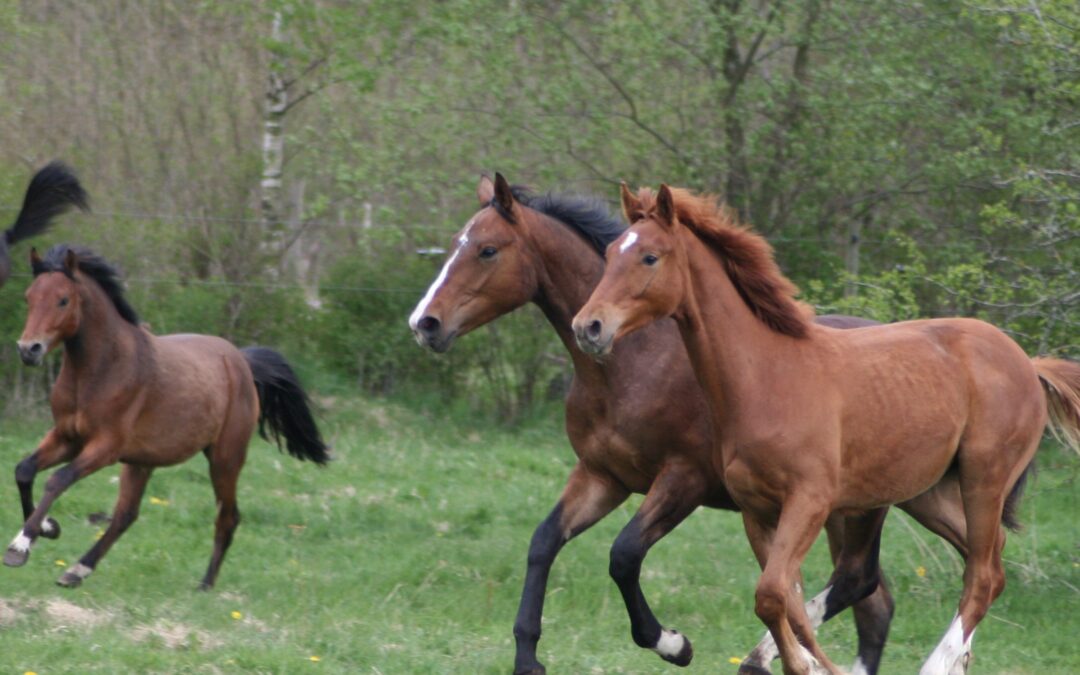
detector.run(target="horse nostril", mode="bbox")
[586,320,602,340]
[417,316,441,335]
[29,343,43,356]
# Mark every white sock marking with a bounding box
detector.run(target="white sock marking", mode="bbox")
[408,218,476,330]
[653,629,685,659]
[40,519,55,535]
[851,655,871,675]
[9,532,31,553]
[618,230,638,253]
[747,585,831,666]
[920,614,974,675]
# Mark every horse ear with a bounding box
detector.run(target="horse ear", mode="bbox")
[29,247,42,268]
[64,248,78,273]
[656,184,677,229]
[493,172,517,221]
[620,182,641,222]
[476,174,495,205]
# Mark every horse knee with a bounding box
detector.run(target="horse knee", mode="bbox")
[755,581,787,626]
[14,456,36,485]
[609,536,643,584]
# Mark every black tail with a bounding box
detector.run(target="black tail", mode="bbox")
[242,346,330,465]
[6,161,89,245]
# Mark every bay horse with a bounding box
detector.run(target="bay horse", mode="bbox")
[5,244,330,589]
[409,174,972,675]
[573,183,1080,675]
[0,161,88,288]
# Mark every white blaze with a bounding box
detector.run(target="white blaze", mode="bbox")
[408,218,476,329]
[618,231,638,253]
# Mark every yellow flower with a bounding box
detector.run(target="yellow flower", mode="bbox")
[916,565,927,578]
[55,559,66,567]
[149,496,169,506]
[94,528,105,541]
[24,671,38,675]
[309,655,321,662]
[729,657,743,665]
[231,611,243,620]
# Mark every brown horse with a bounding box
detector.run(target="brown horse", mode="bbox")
[0,161,88,288]
[573,184,1080,675]
[5,245,330,589]
[409,174,972,675]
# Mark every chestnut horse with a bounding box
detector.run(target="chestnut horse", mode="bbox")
[573,184,1080,675]
[410,174,971,674]
[0,161,88,287]
[5,245,330,589]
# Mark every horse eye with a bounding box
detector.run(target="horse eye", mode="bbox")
[643,254,659,266]
[479,246,498,259]
[58,297,69,308]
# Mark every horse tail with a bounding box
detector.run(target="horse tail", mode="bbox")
[241,346,331,465]
[6,161,89,245]
[1033,357,1080,456]
[1000,357,1080,531]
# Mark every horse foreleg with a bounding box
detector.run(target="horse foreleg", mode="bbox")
[743,497,841,675]
[743,509,892,674]
[5,441,115,567]
[57,464,152,588]
[13,431,76,542]
[513,463,628,675]
[608,464,705,668]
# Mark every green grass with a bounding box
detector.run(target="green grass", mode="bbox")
[0,397,1077,674]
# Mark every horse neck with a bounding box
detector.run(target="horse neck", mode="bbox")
[673,229,799,427]
[522,211,611,375]
[61,282,143,386]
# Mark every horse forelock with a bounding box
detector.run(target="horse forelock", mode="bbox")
[634,187,811,338]
[34,244,140,326]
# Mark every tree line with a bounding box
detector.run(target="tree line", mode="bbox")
[0,0,1076,420]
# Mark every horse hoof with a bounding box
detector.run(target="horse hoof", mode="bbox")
[737,662,773,675]
[513,667,546,675]
[56,572,83,588]
[3,546,29,567]
[40,517,61,540]
[654,629,694,667]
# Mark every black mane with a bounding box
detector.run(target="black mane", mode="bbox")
[32,244,140,326]
[491,186,626,256]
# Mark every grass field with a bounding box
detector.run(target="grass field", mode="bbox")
[0,395,1077,674]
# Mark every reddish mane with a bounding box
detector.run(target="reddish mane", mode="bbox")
[630,187,811,338]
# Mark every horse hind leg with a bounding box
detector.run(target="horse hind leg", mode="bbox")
[58,464,152,588]
[199,426,251,590]
[608,465,706,668]
[920,436,1035,674]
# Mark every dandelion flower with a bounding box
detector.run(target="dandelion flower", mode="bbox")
[729,657,743,665]
[231,610,243,620]
[54,559,66,567]
[916,565,927,578]
[149,496,169,506]
[309,655,321,662]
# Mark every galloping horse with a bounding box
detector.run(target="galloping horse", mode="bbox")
[0,161,88,288]
[5,245,330,589]
[573,184,1080,675]
[409,174,973,675]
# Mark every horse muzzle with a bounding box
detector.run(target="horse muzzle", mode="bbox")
[409,315,456,354]
[572,318,615,358]
[16,339,47,366]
